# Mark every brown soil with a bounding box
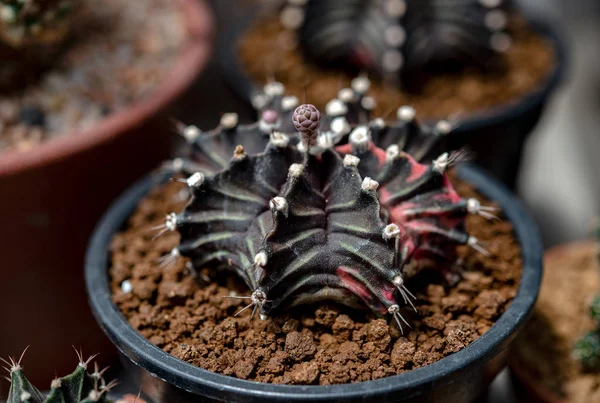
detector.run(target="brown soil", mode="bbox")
[511,241,600,403]
[110,176,522,385]
[0,0,185,153]
[238,16,555,120]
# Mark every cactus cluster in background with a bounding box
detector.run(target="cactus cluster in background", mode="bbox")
[0,0,74,46]
[2,348,116,403]
[274,0,511,83]
[573,228,600,371]
[156,76,497,330]
[0,0,75,91]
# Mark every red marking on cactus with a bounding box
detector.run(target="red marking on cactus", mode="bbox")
[335,143,352,155]
[337,266,372,301]
[405,158,429,183]
[381,283,396,304]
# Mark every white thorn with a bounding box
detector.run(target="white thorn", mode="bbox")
[259,119,277,133]
[382,50,404,72]
[466,198,482,214]
[220,113,239,129]
[383,224,400,239]
[259,314,268,321]
[186,172,205,188]
[182,125,200,143]
[281,95,299,111]
[485,10,507,31]
[361,177,379,191]
[392,275,404,288]
[254,252,268,267]
[397,106,416,122]
[337,88,354,103]
[252,93,268,109]
[120,280,132,294]
[372,118,386,128]
[351,76,371,94]
[468,236,490,257]
[349,126,370,153]
[288,163,304,177]
[384,24,406,47]
[280,5,305,30]
[51,378,62,389]
[270,131,290,148]
[386,144,400,162]
[384,0,407,17]
[269,196,289,216]
[251,289,267,306]
[432,153,449,173]
[165,212,178,231]
[435,120,453,135]
[170,158,184,172]
[264,81,285,98]
[326,98,348,116]
[343,154,360,168]
[361,96,377,111]
[330,117,351,135]
[20,391,32,401]
[490,33,512,52]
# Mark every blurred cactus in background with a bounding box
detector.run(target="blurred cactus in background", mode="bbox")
[275,0,512,85]
[0,0,75,91]
[573,225,600,371]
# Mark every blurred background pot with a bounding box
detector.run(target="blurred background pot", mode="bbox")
[509,241,598,403]
[0,0,213,394]
[86,164,543,403]
[216,3,566,190]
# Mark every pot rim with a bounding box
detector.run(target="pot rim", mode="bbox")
[217,6,567,136]
[0,0,214,178]
[85,163,543,401]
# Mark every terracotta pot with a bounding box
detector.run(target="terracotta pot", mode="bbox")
[0,0,213,395]
[509,241,596,403]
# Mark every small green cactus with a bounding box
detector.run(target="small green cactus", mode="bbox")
[2,347,116,403]
[574,331,600,371]
[573,223,600,371]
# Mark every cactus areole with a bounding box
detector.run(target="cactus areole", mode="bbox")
[160,92,495,329]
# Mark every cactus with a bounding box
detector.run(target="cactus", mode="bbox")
[1,347,117,403]
[0,0,74,45]
[0,0,75,91]
[572,224,600,371]
[276,0,511,83]
[157,82,497,330]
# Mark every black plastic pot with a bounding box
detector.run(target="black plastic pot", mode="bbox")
[215,2,567,190]
[85,163,543,403]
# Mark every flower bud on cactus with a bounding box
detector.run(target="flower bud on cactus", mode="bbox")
[2,347,115,403]
[161,93,494,330]
[277,0,511,83]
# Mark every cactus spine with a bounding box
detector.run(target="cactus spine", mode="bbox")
[2,347,115,403]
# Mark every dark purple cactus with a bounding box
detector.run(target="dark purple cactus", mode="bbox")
[276,0,512,82]
[160,92,496,329]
